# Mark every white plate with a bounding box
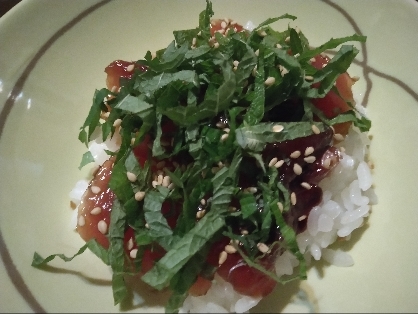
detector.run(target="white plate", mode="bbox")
[1,0,418,312]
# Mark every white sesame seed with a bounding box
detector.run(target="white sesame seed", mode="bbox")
[279,65,289,76]
[157,174,163,185]
[135,191,145,201]
[152,180,159,188]
[192,37,197,46]
[304,156,316,163]
[98,220,108,234]
[264,76,276,86]
[276,43,282,49]
[269,157,278,167]
[91,185,101,194]
[291,192,297,205]
[252,65,258,76]
[110,85,118,93]
[233,60,239,67]
[78,215,85,227]
[333,133,344,141]
[298,215,307,221]
[304,146,314,156]
[218,251,228,265]
[257,243,270,254]
[126,64,135,72]
[294,53,300,58]
[285,36,290,42]
[126,237,134,250]
[213,42,220,49]
[293,163,302,175]
[351,75,360,82]
[223,128,230,133]
[225,244,237,254]
[254,49,259,56]
[290,150,301,159]
[126,171,137,182]
[258,30,267,37]
[200,198,206,206]
[216,121,226,128]
[145,223,149,229]
[272,124,284,132]
[246,187,257,194]
[241,229,249,235]
[168,183,175,190]
[196,210,206,219]
[281,67,289,76]
[113,118,122,128]
[220,133,229,141]
[310,57,316,63]
[162,175,171,187]
[277,202,284,212]
[304,75,314,81]
[323,158,331,169]
[90,207,102,215]
[197,31,202,36]
[311,124,320,134]
[129,248,138,259]
[229,206,237,212]
[274,160,285,168]
[221,21,227,29]
[301,182,311,190]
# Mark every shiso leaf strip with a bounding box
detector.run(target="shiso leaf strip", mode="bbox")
[78,150,95,170]
[32,0,371,312]
[32,239,109,267]
[107,198,129,305]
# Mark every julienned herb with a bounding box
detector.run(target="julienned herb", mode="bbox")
[32,0,369,312]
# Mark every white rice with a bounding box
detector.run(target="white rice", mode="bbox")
[180,275,262,313]
[88,126,121,167]
[70,111,377,312]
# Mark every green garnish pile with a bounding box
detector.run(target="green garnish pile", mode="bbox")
[32,1,370,312]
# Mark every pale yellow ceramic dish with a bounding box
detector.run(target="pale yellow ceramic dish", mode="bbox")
[1,0,418,312]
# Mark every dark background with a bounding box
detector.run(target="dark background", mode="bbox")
[2,0,418,18]
[0,0,21,17]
